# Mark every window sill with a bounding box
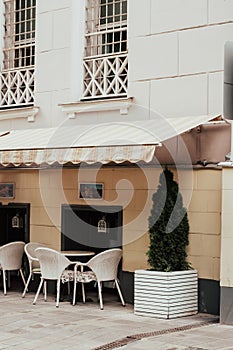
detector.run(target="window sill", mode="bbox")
[0,106,39,122]
[59,97,134,119]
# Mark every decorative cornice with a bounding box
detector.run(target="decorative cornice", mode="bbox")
[59,97,134,119]
[0,106,39,122]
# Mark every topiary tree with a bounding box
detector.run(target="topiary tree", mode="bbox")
[147,166,190,272]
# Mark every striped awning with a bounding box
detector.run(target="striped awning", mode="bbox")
[0,115,217,166]
[0,145,156,166]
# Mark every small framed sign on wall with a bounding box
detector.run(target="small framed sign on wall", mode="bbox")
[79,183,103,199]
[0,183,15,199]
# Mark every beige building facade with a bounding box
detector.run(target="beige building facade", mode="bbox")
[0,157,225,315]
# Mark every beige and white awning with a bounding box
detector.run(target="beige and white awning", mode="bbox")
[0,115,218,166]
[0,145,157,166]
[0,122,160,166]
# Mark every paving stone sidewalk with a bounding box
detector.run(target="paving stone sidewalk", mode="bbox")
[0,290,229,350]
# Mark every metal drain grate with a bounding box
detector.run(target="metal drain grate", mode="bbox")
[92,319,219,350]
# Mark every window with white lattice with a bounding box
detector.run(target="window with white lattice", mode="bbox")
[83,0,128,99]
[0,0,36,108]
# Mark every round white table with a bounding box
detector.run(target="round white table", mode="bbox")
[60,250,95,257]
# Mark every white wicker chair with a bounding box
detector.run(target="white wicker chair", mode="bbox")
[22,242,46,297]
[33,247,75,307]
[72,248,125,310]
[0,241,26,295]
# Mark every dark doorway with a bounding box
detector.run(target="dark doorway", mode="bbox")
[0,203,30,244]
[61,204,125,297]
[61,204,122,254]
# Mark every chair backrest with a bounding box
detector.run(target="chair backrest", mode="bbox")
[35,247,71,280]
[25,242,46,269]
[0,241,25,270]
[87,248,122,282]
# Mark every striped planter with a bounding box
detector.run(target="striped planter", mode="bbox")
[134,269,198,319]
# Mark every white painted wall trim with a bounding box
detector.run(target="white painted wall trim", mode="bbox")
[0,106,39,122]
[59,97,134,118]
[69,0,86,102]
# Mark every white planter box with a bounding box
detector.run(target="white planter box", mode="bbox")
[134,269,198,319]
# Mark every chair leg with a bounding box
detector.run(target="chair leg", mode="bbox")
[56,279,60,308]
[2,270,7,295]
[80,265,86,303]
[42,280,45,295]
[19,268,26,287]
[33,278,44,305]
[67,281,70,295]
[97,281,103,310]
[115,279,125,306]
[44,281,47,301]
[22,272,32,297]
[82,283,86,303]
[73,280,77,306]
[7,271,10,289]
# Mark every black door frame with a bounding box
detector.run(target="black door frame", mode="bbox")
[0,202,30,244]
[61,204,123,253]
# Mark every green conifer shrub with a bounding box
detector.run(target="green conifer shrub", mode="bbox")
[147,167,190,272]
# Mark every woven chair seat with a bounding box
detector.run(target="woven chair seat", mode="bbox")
[76,270,96,283]
[61,270,96,283]
[61,270,74,283]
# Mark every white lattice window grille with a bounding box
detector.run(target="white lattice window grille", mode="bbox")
[0,0,36,108]
[83,0,128,99]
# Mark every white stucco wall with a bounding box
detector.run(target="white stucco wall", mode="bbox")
[128,0,233,120]
[35,0,72,127]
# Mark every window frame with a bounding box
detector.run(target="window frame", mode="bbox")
[3,0,36,71]
[84,0,127,59]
